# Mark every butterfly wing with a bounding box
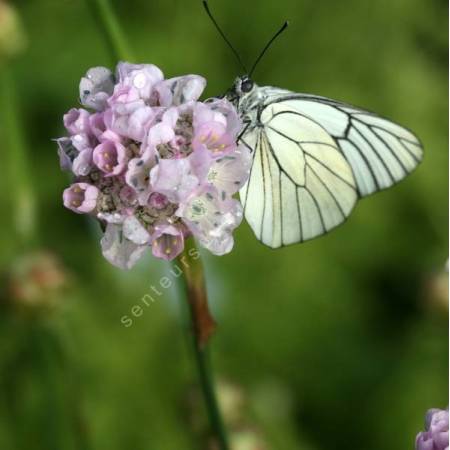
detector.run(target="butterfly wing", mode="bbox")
[240,103,358,248]
[262,89,423,196]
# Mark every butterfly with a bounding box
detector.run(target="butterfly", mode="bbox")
[204,1,423,248]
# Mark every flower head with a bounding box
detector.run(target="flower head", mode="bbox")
[416,408,449,450]
[57,62,250,269]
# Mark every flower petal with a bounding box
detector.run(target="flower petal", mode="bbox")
[164,75,206,105]
[79,67,115,111]
[123,216,151,245]
[101,223,147,270]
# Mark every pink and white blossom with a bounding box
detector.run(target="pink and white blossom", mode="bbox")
[58,61,250,269]
[116,62,164,101]
[72,148,94,176]
[63,183,99,214]
[178,187,243,256]
[93,140,127,176]
[150,158,199,204]
[151,224,185,260]
[64,108,91,135]
[79,67,115,111]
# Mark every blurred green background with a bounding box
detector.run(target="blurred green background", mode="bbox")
[0,0,448,449]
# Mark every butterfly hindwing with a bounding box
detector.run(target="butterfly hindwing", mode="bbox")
[240,103,358,248]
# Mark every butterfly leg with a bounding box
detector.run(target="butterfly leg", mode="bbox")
[237,119,252,143]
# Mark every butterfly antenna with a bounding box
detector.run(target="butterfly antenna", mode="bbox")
[249,21,289,77]
[202,0,248,73]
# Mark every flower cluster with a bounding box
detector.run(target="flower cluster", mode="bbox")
[416,408,449,450]
[58,62,251,269]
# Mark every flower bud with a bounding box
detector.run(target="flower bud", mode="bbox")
[5,251,68,311]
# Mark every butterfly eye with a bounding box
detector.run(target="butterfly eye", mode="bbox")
[240,79,254,93]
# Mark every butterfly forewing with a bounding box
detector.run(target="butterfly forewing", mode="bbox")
[264,90,423,196]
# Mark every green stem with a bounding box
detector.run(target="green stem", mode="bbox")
[85,3,228,447]
[85,0,134,63]
[0,65,37,248]
[192,343,229,450]
[175,239,229,450]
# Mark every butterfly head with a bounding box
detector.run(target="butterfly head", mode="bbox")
[226,75,256,105]
[236,75,255,94]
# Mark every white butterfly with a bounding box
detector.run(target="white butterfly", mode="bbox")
[225,78,423,248]
[203,1,423,248]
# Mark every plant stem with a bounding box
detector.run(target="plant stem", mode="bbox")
[85,2,229,447]
[175,239,229,450]
[0,65,37,248]
[85,0,134,63]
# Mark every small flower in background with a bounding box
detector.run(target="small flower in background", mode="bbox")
[57,62,251,269]
[3,251,69,311]
[416,407,449,450]
[216,379,246,427]
[187,378,269,450]
[0,1,27,61]
[227,429,268,450]
[423,260,449,313]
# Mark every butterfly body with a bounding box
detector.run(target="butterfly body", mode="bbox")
[226,76,423,248]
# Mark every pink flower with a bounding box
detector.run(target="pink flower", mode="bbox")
[89,112,107,139]
[150,80,173,107]
[193,121,236,157]
[56,137,94,175]
[64,108,91,135]
[151,224,184,260]
[178,187,243,255]
[79,67,115,111]
[119,185,138,206]
[72,148,94,176]
[123,216,151,245]
[58,61,250,267]
[101,223,147,270]
[155,75,206,106]
[150,158,199,203]
[188,144,214,183]
[116,62,164,101]
[193,102,226,128]
[148,192,169,209]
[71,133,92,152]
[206,98,241,137]
[93,140,127,176]
[63,183,98,214]
[206,145,252,196]
[107,84,156,140]
[108,84,144,114]
[56,137,77,171]
[416,408,449,450]
[145,107,178,152]
[126,152,155,205]
[98,128,121,143]
[192,101,239,157]
[126,106,155,141]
